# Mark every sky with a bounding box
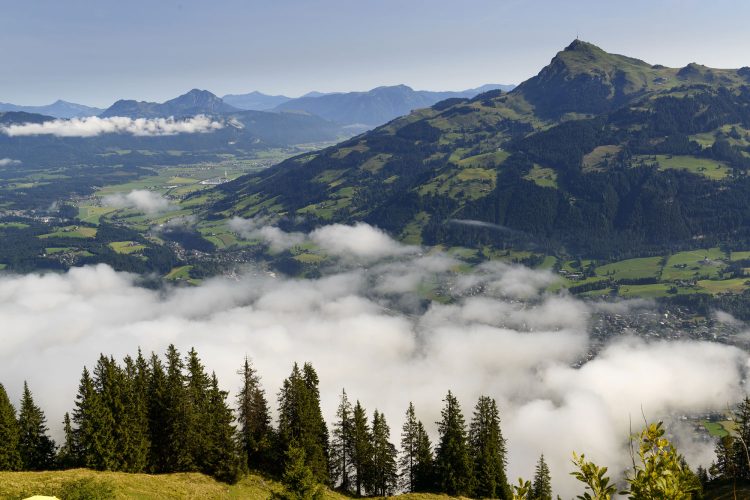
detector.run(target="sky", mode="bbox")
[2,0,750,108]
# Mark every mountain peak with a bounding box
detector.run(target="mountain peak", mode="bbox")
[564,39,602,53]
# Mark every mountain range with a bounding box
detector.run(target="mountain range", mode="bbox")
[208,40,750,259]
[224,84,515,126]
[99,89,239,118]
[0,100,103,118]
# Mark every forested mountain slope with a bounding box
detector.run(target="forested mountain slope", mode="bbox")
[209,40,750,259]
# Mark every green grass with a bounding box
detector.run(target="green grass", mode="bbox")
[730,250,750,261]
[455,150,510,168]
[0,469,350,500]
[166,266,193,280]
[703,420,733,438]
[617,283,674,298]
[523,164,558,188]
[45,247,74,255]
[582,145,622,172]
[596,256,663,280]
[634,155,731,180]
[109,241,147,254]
[697,278,750,295]
[0,222,29,229]
[39,226,97,239]
[662,248,726,281]
[293,253,326,264]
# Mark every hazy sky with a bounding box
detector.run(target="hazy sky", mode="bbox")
[2,0,750,107]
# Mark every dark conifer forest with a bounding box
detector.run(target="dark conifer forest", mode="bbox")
[0,345,749,498]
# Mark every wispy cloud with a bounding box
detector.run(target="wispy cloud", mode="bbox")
[102,189,173,214]
[0,115,223,137]
[0,158,21,167]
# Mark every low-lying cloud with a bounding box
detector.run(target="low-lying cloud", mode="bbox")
[0,115,223,137]
[0,158,21,167]
[230,218,418,261]
[0,224,747,496]
[102,189,173,214]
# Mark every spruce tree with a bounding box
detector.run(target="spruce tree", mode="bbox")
[731,396,750,479]
[163,344,194,472]
[531,454,552,500]
[17,381,55,470]
[56,412,77,469]
[185,347,211,471]
[236,356,274,474]
[72,366,115,470]
[278,444,324,500]
[301,362,330,483]
[204,372,241,483]
[399,402,420,492]
[331,389,353,492]
[277,362,329,484]
[413,421,435,492]
[350,400,373,496]
[146,352,168,472]
[120,352,150,472]
[470,395,510,499]
[0,382,21,471]
[92,355,126,470]
[435,391,473,496]
[369,410,398,496]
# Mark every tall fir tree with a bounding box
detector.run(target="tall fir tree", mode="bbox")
[163,344,194,472]
[399,402,420,492]
[203,372,242,483]
[435,391,473,496]
[17,381,55,470]
[350,400,373,496]
[469,396,511,499]
[146,352,168,472]
[72,366,115,470]
[413,421,435,492]
[56,412,77,469]
[120,352,150,472]
[185,347,212,472]
[369,410,398,496]
[236,356,274,474]
[0,382,21,471]
[92,355,127,470]
[731,396,750,480]
[531,454,552,500]
[301,363,330,484]
[277,362,329,484]
[331,389,353,492]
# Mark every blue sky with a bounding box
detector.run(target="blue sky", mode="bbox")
[2,0,749,107]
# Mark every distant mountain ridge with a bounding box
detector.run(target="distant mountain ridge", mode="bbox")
[272,84,515,126]
[0,100,103,118]
[100,89,238,118]
[221,91,291,111]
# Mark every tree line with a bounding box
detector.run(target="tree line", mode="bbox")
[0,345,536,498]
[1,345,748,499]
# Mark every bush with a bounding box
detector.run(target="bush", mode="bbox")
[57,477,115,500]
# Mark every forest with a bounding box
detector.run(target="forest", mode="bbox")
[1,345,748,499]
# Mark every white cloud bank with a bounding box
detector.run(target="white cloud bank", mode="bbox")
[0,158,21,167]
[230,218,419,261]
[0,115,223,138]
[0,255,747,495]
[102,190,172,214]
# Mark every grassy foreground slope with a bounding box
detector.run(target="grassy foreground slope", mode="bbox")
[0,469,307,500]
[0,469,463,500]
